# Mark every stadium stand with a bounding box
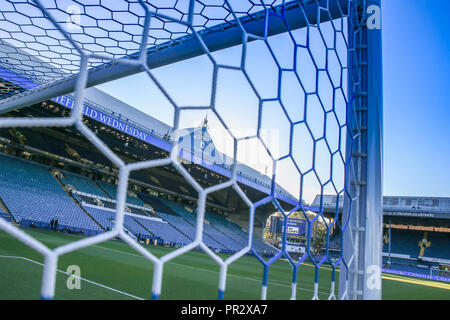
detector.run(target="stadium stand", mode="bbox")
[205,210,278,255]
[385,259,433,275]
[123,215,149,237]
[73,191,160,221]
[424,232,450,260]
[0,154,102,235]
[59,170,108,197]
[64,178,269,252]
[129,169,199,197]
[4,146,447,264]
[329,228,341,250]
[0,151,279,255]
[75,193,115,210]
[0,204,11,221]
[96,180,145,207]
[383,229,423,257]
[83,206,149,238]
[82,206,116,231]
[161,201,244,252]
[0,127,111,166]
[137,192,178,215]
[134,216,191,246]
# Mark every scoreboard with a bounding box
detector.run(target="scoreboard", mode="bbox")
[270,216,306,236]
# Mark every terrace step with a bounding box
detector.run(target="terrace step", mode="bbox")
[131,217,155,238]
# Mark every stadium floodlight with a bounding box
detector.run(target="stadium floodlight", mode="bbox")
[0,0,382,300]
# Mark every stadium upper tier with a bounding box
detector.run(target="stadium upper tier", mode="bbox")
[0,58,297,207]
[313,195,450,219]
[0,152,277,255]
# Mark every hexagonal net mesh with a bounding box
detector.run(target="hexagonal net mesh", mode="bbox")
[0,0,374,300]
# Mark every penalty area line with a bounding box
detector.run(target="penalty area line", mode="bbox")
[0,255,144,300]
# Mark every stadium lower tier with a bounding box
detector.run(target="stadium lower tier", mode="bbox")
[0,152,277,256]
[383,257,450,279]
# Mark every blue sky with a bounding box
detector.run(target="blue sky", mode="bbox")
[97,0,450,200]
[382,0,450,197]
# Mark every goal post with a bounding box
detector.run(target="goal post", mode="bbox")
[0,0,383,300]
[339,0,384,300]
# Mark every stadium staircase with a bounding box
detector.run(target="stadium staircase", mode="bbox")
[136,193,196,242]
[156,214,194,243]
[66,189,190,245]
[93,180,113,199]
[162,201,232,251]
[52,172,106,232]
[130,217,156,238]
[206,219,246,250]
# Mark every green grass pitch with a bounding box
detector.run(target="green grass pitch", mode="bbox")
[0,228,448,300]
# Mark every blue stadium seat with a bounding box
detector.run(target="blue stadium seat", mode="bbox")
[0,154,102,234]
[60,170,108,198]
[424,232,450,260]
[0,152,278,255]
[96,180,145,207]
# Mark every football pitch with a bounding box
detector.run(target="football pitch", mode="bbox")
[0,228,449,300]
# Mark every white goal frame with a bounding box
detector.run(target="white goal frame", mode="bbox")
[0,0,383,300]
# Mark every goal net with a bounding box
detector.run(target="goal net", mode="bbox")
[0,0,383,300]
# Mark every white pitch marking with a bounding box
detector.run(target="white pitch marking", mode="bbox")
[0,255,143,300]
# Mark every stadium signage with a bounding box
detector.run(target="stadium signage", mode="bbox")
[382,269,450,283]
[385,211,435,218]
[51,96,152,143]
[270,217,306,236]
